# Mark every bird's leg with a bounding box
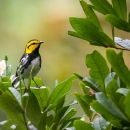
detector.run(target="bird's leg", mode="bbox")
[32,78,40,88]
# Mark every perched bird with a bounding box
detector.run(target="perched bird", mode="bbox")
[12,39,43,88]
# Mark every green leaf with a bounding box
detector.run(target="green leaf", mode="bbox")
[31,86,50,111]
[55,95,65,112]
[123,92,130,120]
[22,92,29,110]
[74,92,92,117]
[68,31,92,43]
[106,80,122,104]
[105,72,116,87]
[82,77,100,92]
[37,111,47,130]
[86,50,109,91]
[96,92,129,122]
[30,77,44,86]
[0,82,8,92]
[47,75,76,110]
[80,0,102,30]
[90,0,116,15]
[69,17,115,47]
[81,94,95,105]
[105,14,130,32]
[59,117,81,130]
[93,117,109,130]
[112,0,127,21]
[106,49,130,88]
[117,88,130,96]
[46,115,54,128]
[79,82,90,94]
[8,87,22,106]
[26,92,41,127]
[55,106,69,124]
[59,108,77,124]
[0,91,26,129]
[91,101,122,128]
[74,120,94,130]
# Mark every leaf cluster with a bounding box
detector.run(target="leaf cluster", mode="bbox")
[69,0,130,50]
[0,57,80,130]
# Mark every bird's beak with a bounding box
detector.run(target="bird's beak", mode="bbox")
[40,41,44,44]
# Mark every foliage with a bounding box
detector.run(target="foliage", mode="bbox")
[69,0,130,129]
[0,0,130,130]
[0,56,80,130]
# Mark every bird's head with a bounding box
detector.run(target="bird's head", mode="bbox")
[25,39,43,54]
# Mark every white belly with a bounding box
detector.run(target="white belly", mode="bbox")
[21,57,41,79]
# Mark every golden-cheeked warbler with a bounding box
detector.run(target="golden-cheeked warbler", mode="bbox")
[12,39,43,88]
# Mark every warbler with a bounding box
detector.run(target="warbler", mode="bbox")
[12,39,43,88]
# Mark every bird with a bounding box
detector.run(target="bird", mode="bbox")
[12,39,43,88]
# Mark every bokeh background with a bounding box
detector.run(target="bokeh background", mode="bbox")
[0,0,130,123]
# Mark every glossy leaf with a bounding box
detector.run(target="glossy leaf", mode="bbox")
[107,49,130,88]
[26,92,41,127]
[81,94,95,105]
[117,88,130,96]
[93,117,109,130]
[82,77,100,92]
[8,87,22,106]
[46,115,54,128]
[86,50,109,91]
[91,101,122,128]
[123,92,130,120]
[37,111,47,130]
[74,120,94,130]
[59,108,77,124]
[112,0,127,21]
[55,106,69,124]
[90,0,116,15]
[55,95,65,112]
[96,92,128,122]
[69,17,115,47]
[0,91,26,129]
[106,80,122,104]
[105,14,130,32]
[74,92,92,117]
[30,77,44,87]
[79,82,90,94]
[47,75,76,110]
[80,0,102,30]
[105,72,116,87]
[31,86,50,111]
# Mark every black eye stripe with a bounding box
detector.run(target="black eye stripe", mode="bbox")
[28,43,37,48]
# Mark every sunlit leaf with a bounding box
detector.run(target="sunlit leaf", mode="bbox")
[31,86,50,111]
[107,49,130,88]
[26,92,41,127]
[112,0,127,21]
[74,92,92,117]
[105,14,130,32]
[90,0,116,15]
[69,17,115,47]
[47,75,76,110]
[95,92,128,122]
[80,0,102,30]
[93,117,109,130]
[74,120,94,130]
[86,50,109,91]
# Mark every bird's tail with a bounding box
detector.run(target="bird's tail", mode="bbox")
[11,76,20,88]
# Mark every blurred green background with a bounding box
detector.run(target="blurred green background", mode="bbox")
[0,0,130,123]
